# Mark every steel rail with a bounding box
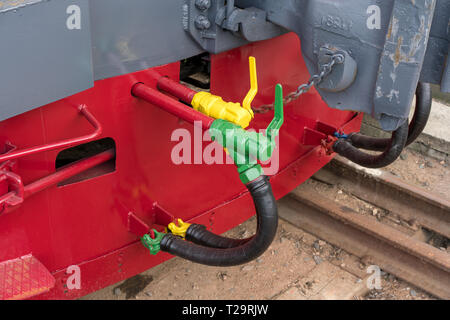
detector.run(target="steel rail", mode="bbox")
[278,183,450,299]
[313,156,450,238]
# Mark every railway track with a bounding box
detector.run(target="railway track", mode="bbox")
[279,156,450,299]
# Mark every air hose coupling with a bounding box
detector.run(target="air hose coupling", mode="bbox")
[141,230,165,255]
[140,84,284,267]
[208,84,284,184]
[332,120,409,169]
[167,218,191,239]
[156,56,257,128]
[190,56,258,128]
[160,175,278,266]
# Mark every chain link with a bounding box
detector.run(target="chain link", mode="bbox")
[253,53,344,114]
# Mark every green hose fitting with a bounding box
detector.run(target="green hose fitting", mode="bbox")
[209,84,284,184]
[141,230,165,255]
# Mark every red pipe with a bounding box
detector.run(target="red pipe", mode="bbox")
[157,76,197,104]
[24,149,115,198]
[132,82,214,130]
[0,105,102,163]
[0,149,115,213]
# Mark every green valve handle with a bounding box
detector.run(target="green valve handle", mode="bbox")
[209,84,284,184]
[266,84,284,142]
[141,230,165,255]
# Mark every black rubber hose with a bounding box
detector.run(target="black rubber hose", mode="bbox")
[347,82,432,151]
[160,175,278,266]
[185,224,251,249]
[333,120,409,168]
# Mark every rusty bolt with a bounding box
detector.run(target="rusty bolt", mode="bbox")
[195,15,211,30]
[195,0,211,11]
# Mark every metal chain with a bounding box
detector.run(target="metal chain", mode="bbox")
[253,53,345,114]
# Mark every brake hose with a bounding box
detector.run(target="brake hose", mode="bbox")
[160,175,278,266]
[346,82,432,151]
[186,224,251,249]
[333,120,409,169]
[137,83,286,266]
[185,82,428,250]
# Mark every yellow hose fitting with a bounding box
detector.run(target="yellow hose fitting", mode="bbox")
[190,56,258,129]
[191,92,252,128]
[168,219,191,239]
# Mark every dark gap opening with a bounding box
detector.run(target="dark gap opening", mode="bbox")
[180,53,211,90]
[56,137,116,186]
[0,141,14,155]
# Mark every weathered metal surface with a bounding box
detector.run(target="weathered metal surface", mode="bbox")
[280,189,450,299]
[313,156,450,238]
[373,0,436,130]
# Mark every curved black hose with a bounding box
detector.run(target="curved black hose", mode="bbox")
[186,224,251,249]
[160,175,278,266]
[347,82,432,151]
[333,120,409,168]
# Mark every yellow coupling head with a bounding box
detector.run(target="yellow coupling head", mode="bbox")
[168,219,191,239]
[191,56,258,128]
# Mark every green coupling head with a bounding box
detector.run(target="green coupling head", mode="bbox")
[208,84,284,184]
[141,230,165,255]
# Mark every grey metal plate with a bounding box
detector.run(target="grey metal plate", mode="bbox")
[0,0,94,121]
[89,0,204,80]
[237,0,440,131]
[0,0,206,121]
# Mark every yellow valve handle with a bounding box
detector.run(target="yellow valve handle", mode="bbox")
[190,56,258,128]
[168,219,191,239]
[242,56,258,118]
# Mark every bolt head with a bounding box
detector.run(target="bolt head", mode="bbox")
[195,0,211,11]
[195,15,211,30]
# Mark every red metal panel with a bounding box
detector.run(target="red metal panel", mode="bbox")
[0,33,362,299]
